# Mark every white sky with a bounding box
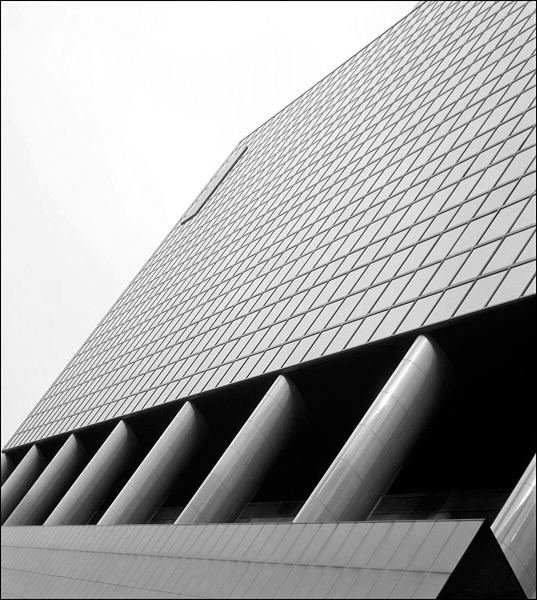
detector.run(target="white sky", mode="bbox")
[1,0,416,449]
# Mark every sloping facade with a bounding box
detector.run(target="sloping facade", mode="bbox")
[2,1,535,598]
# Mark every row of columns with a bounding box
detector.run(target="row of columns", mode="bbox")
[46,420,140,526]
[1,335,534,597]
[2,336,450,528]
[1,374,306,529]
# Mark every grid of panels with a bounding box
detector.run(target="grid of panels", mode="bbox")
[6,0,536,450]
[1,521,487,599]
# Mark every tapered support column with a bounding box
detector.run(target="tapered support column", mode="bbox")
[295,335,452,524]
[4,434,88,526]
[98,402,209,525]
[1,453,15,486]
[177,375,307,524]
[44,421,140,526]
[492,455,536,599]
[1,445,47,524]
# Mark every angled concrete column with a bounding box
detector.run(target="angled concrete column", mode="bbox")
[44,421,140,526]
[1,453,15,486]
[177,375,307,524]
[98,402,209,525]
[492,455,536,599]
[1,445,47,524]
[4,434,88,526]
[295,335,453,524]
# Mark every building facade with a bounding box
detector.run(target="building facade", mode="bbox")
[2,1,536,598]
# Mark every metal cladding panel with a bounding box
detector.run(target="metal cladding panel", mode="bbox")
[0,520,525,599]
[5,0,536,449]
[492,455,537,598]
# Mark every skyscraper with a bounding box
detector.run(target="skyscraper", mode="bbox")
[2,1,535,598]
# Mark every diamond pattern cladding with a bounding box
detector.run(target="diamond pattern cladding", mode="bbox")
[6,0,536,449]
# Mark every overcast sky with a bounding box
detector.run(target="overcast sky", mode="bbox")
[1,0,416,449]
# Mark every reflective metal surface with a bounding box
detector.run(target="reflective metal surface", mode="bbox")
[44,420,140,526]
[0,445,47,524]
[1,520,526,599]
[5,0,535,450]
[98,402,208,525]
[492,454,536,599]
[0,453,14,486]
[4,434,87,526]
[177,375,306,524]
[295,335,452,523]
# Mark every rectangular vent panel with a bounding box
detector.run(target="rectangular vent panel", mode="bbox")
[181,145,247,223]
